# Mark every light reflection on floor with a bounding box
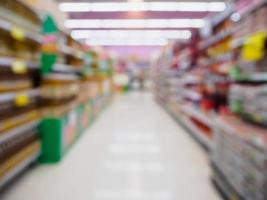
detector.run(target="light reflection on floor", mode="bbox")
[93,189,173,200]
[2,92,221,200]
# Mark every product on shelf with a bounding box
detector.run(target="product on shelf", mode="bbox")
[0,90,39,121]
[212,115,267,200]
[39,15,114,163]
[230,84,267,126]
[153,31,218,150]
[0,0,42,189]
[211,1,267,199]
[153,1,267,199]
[41,74,79,106]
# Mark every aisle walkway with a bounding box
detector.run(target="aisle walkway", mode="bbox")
[2,92,220,200]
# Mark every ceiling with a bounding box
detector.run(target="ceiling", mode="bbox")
[58,1,221,21]
[57,0,227,47]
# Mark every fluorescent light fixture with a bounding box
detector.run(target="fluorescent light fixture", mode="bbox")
[59,2,226,12]
[65,19,205,29]
[71,30,192,40]
[86,39,168,46]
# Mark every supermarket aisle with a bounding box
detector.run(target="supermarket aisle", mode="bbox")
[2,92,220,200]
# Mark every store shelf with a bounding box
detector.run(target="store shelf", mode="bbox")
[231,37,246,49]
[166,77,202,86]
[181,104,213,127]
[181,89,202,101]
[232,72,267,82]
[0,151,40,189]
[0,89,39,103]
[0,18,42,44]
[179,115,212,150]
[159,102,212,150]
[199,28,234,50]
[60,45,84,60]
[0,120,39,144]
[215,115,267,152]
[43,73,79,81]
[241,112,267,127]
[0,56,39,69]
[213,52,233,63]
[179,76,202,85]
[53,63,81,74]
[211,162,244,200]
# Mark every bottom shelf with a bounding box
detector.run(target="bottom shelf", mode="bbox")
[211,163,243,200]
[0,151,40,189]
[158,100,212,150]
[179,116,212,150]
[40,94,113,163]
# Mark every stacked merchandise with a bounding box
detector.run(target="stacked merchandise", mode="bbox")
[229,0,267,126]
[40,16,114,163]
[229,84,267,126]
[153,44,173,105]
[211,1,267,199]
[153,1,267,199]
[212,116,267,200]
[173,5,237,150]
[113,59,131,93]
[153,30,218,150]
[85,49,114,118]
[40,17,82,162]
[153,40,198,105]
[0,0,41,188]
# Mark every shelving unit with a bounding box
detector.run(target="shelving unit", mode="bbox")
[39,15,114,163]
[0,0,114,188]
[0,147,40,189]
[0,0,42,189]
[153,1,267,199]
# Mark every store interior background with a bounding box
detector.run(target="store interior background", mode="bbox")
[0,0,267,200]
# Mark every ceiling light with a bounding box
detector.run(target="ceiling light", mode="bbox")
[59,2,226,12]
[65,19,205,29]
[71,30,191,40]
[86,39,168,46]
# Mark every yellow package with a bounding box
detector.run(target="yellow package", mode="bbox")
[242,32,266,62]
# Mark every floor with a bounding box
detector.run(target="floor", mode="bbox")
[2,92,221,200]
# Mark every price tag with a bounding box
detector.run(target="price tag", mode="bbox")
[12,60,27,74]
[242,32,266,61]
[11,26,25,41]
[15,93,30,107]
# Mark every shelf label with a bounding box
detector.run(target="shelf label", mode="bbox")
[242,32,266,61]
[11,26,25,41]
[15,93,30,107]
[12,60,27,74]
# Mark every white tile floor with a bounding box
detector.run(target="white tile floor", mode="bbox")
[2,92,221,200]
